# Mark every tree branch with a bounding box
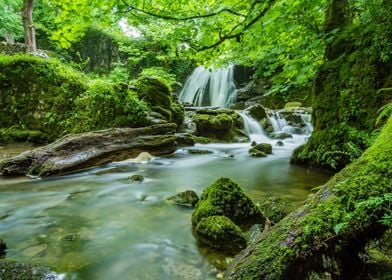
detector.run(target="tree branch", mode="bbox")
[121,0,246,20]
[195,0,276,51]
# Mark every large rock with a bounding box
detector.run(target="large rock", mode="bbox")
[133,76,184,126]
[249,143,272,156]
[0,123,193,177]
[192,178,265,230]
[190,108,245,142]
[194,215,247,254]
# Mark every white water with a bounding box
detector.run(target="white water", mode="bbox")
[179,65,237,108]
[237,112,269,143]
[268,111,288,133]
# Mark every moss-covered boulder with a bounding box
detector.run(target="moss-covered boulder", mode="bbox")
[0,54,86,138]
[194,215,247,254]
[258,197,290,224]
[191,108,244,142]
[249,143,272,156]
[192,178,265,230]
[133,76,184,126]
[167,190,199,207]
[128,174,144,183]
[269,132,293,139]
[0,55,149,141]
[246,104,268,120]
[284,102,302,109]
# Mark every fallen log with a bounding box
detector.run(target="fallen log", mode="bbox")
[0,123,192,177]
[226,117,392,279]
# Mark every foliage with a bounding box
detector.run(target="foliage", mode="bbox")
[0,54,86,138]
[0,54,151,139]
[140,67,179,90]
[68,80,148,133]
[0,0,23,42]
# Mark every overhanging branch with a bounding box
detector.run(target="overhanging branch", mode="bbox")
[121,0,246,20]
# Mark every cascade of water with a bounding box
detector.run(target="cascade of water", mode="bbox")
[300,113,313,135]
[179,65,237,108]
[237,112,269,142]
[268,111,287,132]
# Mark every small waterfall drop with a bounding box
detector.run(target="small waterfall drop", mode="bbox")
[179,65,237,108]
[237,112,269,142]
[268,111,287,133]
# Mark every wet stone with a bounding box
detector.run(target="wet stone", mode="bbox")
[128,174,144,183]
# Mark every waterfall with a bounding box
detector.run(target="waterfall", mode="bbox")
[179,65,237,108]
[237,112,269,142]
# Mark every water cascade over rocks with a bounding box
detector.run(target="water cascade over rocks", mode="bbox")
[179,65,237,108]
[237,111,269,143]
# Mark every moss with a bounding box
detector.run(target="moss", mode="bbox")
[128,174,144,183]
[194,215,247,254]
[249,143,272,155]
[0,54,87,139]
[291,28,391,170]
[284,102,302,109]
[291,123,373,169]
[133,76,184,126]
[192,178,265,230]
[167,190,199,207]
[0,128,48,144]
[192,111,243,142]
[0,55,151,141]
[259,197,291,223]
[69,80,148,133]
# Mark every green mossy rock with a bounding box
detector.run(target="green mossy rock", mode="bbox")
[133,76,184,126]
[249,143,272,155]
[249,150,267,158]
[284,102,302,109]
[192,178,265,230]
[167,190,199,207]
[258,197,290,223]
[269,132,293,139]
[194,215,247,254]
[191,110,244,142]
[0,54,86,139]
[128,174,144,183]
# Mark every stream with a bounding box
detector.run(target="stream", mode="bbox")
[0,66,332,279]
[0,134,331,279]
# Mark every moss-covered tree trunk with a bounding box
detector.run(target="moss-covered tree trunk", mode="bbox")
[290,0,391,170]
[226,116,392,279]
[22,0,36,53]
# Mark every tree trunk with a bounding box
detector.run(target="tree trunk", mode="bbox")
[0,123,194,177]
[22,0,36,52]
[226,117,392,279]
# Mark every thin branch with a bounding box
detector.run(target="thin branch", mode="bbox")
[121,0,246,20]
[196,0,276,51]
